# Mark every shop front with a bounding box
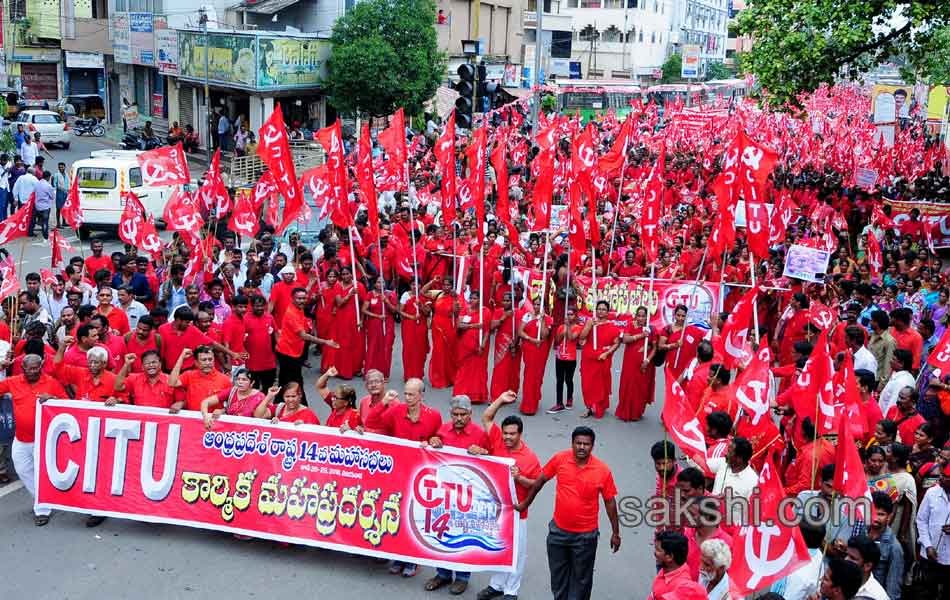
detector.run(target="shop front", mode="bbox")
[10,47,62,102]
[173,30,331,143]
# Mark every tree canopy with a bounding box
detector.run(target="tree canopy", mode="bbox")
[738,0,950,106]
[661,53,682,83]
[705,61,733,81]
[325,0,446,118]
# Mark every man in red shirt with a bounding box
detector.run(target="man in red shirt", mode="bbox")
[268,266,298,328]
[0,353,67,524]
[650,531,692,600]
[424,394,491,595]
[889,308,923,369]
[275,287,336,391]
[221,295,249,375]
[516,426,621,600]
[95,287,130,335]
[168,346,232,412]
[243,296,277,390]
[53,339,125,404]
[475,391,542,600]
[885,386,927,446]
[157,306,236,371]
[382,377,442,578]
[83,239,113,278]
[353,369,397,434]
[114,350,174,408]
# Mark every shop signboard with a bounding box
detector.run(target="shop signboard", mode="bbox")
[681,45,701,79]
[112,13,132,64]
[256,37,330,90]
[155,29,179,75]
[179,31,257,88]
[130,12,155,66]
[65,52,105,69]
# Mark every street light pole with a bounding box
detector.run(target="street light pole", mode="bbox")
[199,8,211,164]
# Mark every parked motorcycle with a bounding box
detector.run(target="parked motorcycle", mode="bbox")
[121,127,162,151]
[73,116,106,137]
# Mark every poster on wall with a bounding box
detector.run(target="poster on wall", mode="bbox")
[155,29,179,75]
[681,45,701,79]
[112,13,132,64]
[130,12,155,66]
[257,37,330,89]
[179,32,256,87]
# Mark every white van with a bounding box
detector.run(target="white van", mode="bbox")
[71,149,183,237]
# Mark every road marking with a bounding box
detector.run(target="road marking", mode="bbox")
[0,480,24,499]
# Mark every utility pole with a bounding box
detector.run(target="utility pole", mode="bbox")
[472,0,480,122]
[199,8,211,165]
[530,0,543,139]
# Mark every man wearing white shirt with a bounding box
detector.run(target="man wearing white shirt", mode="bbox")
[38,277,68,323]
[768,521,826,599]
[19,135,38,167]
[879,349,916,415]
[711,437,758,525]
[847,325,878,374]
[117,286,148,329]
[915,464,950,594]
[11,167,38,206]
[846,535,891,600]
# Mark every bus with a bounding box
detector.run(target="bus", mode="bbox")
[704,79,748,104]
[645,83,709,108]
[553,80,642,121]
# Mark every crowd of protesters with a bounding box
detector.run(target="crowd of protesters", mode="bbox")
[0,83,950,599]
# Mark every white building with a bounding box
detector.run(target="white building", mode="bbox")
[672,0,728,76]
[523,0,676,83]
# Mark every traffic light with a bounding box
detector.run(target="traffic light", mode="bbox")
[455,63,476,130]
[483,81,501,110]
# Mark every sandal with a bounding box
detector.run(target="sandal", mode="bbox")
[34,515,50,526]
[0,473,11,485]
[425,576,450,591]
[449,581,468,595]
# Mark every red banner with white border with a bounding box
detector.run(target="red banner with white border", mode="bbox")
[886,199,950,248]
[35,401,519,571]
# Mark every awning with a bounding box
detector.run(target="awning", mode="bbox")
[502,87,533,99]
[241,0,301,15]
[425,85,460,119]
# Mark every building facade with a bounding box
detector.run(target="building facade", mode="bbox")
[671,0,727,77]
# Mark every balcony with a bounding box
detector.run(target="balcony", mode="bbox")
[61,18,111,54]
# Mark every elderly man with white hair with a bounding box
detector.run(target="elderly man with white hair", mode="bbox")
[0,353,68,525]
[699,538,732,600]
[53,337,125,405]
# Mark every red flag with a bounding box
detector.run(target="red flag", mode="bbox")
[568,185,586,255]
[660,372,709,473]
[163,188,204,247]
[0,254,20,302]
[833,352,868,442]
[832,388,872,522]
[378,108,407,187]
[118,192,163,259]
[258,103,305,234]
[927,326,950,372]
[598,115,632,174]
[357,123,379,237]
[866,231,883,279]
[136,142,191,187]
[532,145,554,230]
[434,112,458,225]
[717,285,759,369]
[768,189,796,245]
[734,342,773,425]
[60,174,84,230]
[641,149,665,263]
[250,171,278,212]
[466,127,487,243]
[728,459,811,597]
[315,120,352,230]
[199,149,232,218]
[745,200,771,258]
[791,329,837,436]
[49,229,73,268]
[871,204,897,231]
[491,128,510,225]
[228,190,261,238]
[0,194,35,246]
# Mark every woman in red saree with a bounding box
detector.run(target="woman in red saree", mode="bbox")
[657,304,693,381]
[519,298,553,415]
[427,277,458,388]
[362,277,397,379]
[616,306,657,421]
[317,269,339,371]
[330,268,366,379]
[453,290,492,403]
[489,291,521,402]
[579,300,622,419]
[398,279,431,382]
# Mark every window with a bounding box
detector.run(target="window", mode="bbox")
[580,0,601,7]
[33,114,64,124]
[129,168,144,188]
[578,24,599,41]
[651,31,655,43]
[76,167,117,190]
[638,30,643,42]
[602,25,622,42]
[568,0,579,6]
[627,0,637,7]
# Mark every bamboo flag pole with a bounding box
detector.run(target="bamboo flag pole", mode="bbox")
[349,235,361,328]
[643,263,656,361]
[405,162,420,306]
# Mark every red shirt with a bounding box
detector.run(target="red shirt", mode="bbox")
[56,364,125,403]
[269,281,295,328]
[384,403,443,442]
[273,404,320,425]
[359,394,399,434]
[650,564,693,600]
[0,374,68,442]
[221,313,247,367]
[157,322,214,371]
[435,421,490,451]
[243,312,276,371]
[84,254,113,277]
[890,327,923,369]
[555,324,583,361]
[326,407,361,429]
[98,305,130,335]
[123,372,174,408]
[885,406,926,446]
[123,332,160,373]
[542,450,618,533]
[488,423,541,519]
[684,527,733,580]
[275,305,310,357]
[178,369,232,411]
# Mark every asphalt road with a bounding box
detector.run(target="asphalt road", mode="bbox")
[0,134,669,599]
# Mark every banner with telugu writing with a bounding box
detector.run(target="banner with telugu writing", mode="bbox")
[35,401,519,571]
[574,276,721,329]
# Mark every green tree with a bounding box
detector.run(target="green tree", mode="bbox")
[914,26,950,84]
[325,0,446,117]
[738,0,950,106]
[661,53,683,83]
[705,61,733,81]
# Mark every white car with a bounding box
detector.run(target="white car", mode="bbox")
[11,109,71,148]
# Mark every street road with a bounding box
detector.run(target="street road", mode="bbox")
[0,134,669,599]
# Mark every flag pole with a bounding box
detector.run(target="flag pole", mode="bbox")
[405,162,420,306]
[606,140,630,264]
[376,235,386,337]
[561,233,572,357]
[349,234,361,328]
[643,263,655,361]
[591,242,598,350]
[749,253,760,346]
[540,228,550,318]
[478,237,485,348]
